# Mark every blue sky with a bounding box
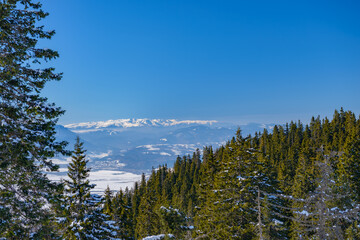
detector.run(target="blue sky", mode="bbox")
[40,0,360,125]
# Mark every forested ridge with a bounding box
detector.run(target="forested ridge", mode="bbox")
[99,108,360,240]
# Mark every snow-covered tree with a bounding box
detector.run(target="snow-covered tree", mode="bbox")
[0,0,68,237]
[292,156,360,240]
[159,206,188,239]
[194,130,287,239]
[60,137,117,239]
[86,194,119,240]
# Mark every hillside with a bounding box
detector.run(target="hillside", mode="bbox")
[102,109,360,239]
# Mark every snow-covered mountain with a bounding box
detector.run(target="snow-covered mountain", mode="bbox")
[65,118,218,133]
[51,118,274,192]
[56,119,275,172]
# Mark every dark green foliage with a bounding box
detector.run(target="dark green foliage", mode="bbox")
[159,206,188,239]
[0,0,68,237]
[104,186,113,216]
[86,194,118,240]
[60,137,116,239]
[61,137,93,238]
[112,188,134,239]
[135,187,161,239]
[292,159,358,239]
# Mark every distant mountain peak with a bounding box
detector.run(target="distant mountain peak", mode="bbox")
[64,118,218,133]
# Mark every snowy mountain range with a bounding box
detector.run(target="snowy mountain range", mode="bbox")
[50,118,274,192]
[65,118,218,133]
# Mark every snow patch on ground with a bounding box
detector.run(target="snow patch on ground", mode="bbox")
[57,168,68,172]
[137,145,161,151]
[51,157,71,165]
[88,150,112,159]
[89,170,141,193]
[47,170,142,194]
[142,234,174,240]
[160,152,171,156]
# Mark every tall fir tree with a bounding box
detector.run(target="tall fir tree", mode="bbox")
[0,0,68,237]
[135,187,161,239]
[112,188,135,239]
[291,158,359,240]
[60,137,117,239]
[193,146,219,239]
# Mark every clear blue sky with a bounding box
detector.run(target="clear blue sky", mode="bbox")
[40,0,360,125]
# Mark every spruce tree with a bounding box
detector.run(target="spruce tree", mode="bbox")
[193,146,219,239]
[291,157,359,240]
[86,194,118,240]
[61,137,117,239]
[113,189,134,239]
[135,187,161,239]
[159,206,188,239]
[103,185,113,216]
[0,0,68,237]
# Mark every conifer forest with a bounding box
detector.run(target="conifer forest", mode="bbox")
[1,0,360,239]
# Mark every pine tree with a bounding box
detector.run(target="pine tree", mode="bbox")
[208,132,264,239]
[104,185,113,216]
[87,194,118,240]
[112,189,135,239]
[0,0,68,237]
[135,187,161,239]
[159,206,188,239]
[193,146,219,239]
[61,137,93,239]
[61,137,117,239]
[292,157,359,240]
